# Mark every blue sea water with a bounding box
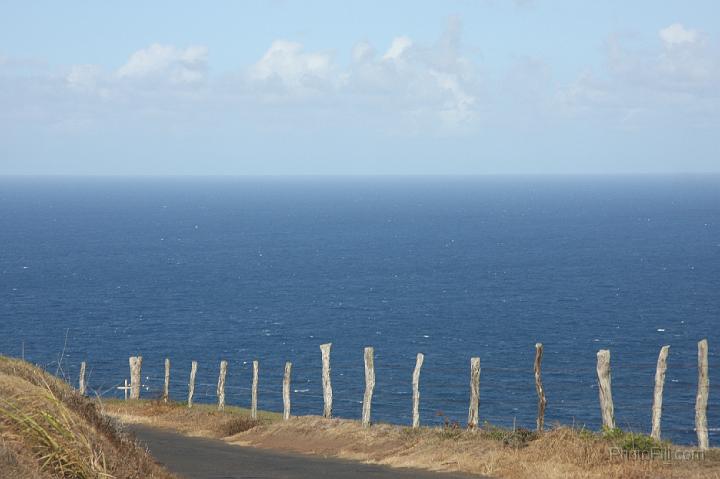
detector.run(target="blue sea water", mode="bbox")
[0,176,718,445]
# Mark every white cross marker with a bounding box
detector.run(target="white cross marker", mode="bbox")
[117,379,131,401]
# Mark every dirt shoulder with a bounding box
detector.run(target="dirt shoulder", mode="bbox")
[129,422,478,479]
[102,398,280,438]
[103,399,720,479]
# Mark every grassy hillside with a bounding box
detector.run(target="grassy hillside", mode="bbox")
[0,356,173,479]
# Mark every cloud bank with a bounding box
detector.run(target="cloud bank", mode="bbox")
[557,23,719,127]
[0,20,718,174]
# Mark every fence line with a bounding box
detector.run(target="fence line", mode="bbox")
[66,338,713,448]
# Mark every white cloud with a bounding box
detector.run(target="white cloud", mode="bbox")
[6,19,718,136]
[243,23,480,128]
[659,23,700,47]
[555,70,613,115]
[0,20,483,134]
[557,24,720,126]
[66,64,104,91]
[382,37,413,61]
[351,41,374,63]
[248,40,334,94]
[430,70,476,124]
[117,44,208,84]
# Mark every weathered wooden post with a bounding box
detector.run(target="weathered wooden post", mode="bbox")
[534,343,547,432]
[695,339,709,450]
[283,361,292,421]
[651,345,669,441]
[251,360,259,420]
[188,361,198,408]
[412,353,424,429]
[467,357,481,430]
[320,343,333,418]
[217,360,228,411]
[596,349,615,430]
[129,356,142,400]
[163,358,170,403]
[362,347,375,428]
[78,361,86,396]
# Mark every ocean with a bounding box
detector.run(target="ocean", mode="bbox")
[1,175,718,445]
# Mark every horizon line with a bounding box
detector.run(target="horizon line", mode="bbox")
[2,172,720,179]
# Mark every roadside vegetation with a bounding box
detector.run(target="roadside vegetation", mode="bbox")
[105,398,720,479]
[102,398,278,439]
[0,356,173,479]
[3,355,718,479]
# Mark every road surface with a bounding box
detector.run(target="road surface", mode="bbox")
[129,424,482,479]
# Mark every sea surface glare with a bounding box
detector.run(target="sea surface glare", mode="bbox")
[1,176,718,445]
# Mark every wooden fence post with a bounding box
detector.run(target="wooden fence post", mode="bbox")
[283,361,292,421]
[651,345,669,441]
[188,361,198,408]
[596,349,615,430]
[362,347,375,428]
[217,360,228,411]
[320,343,333,418]
[163,358,170,403]
[412,353,424,429]
[78,361,86,396]
[535,343,547,432]
[468,357,481,429]
[695,339,709,450]
[251,360,259,420]
[129,356,142,400]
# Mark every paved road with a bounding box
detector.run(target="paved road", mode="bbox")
[129,424,480,479]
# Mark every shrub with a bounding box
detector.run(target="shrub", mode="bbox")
[618,432,662,453]
[480,422,538,448]
[601,426,625,441]
[219,416,261,436]
[601,426,663,453]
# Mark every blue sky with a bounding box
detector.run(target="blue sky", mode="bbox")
[1,1,718,175]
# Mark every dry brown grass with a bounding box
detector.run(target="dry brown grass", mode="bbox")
[0,356,175,479]
[102,398,275,439]
[0,435,49,479]
[229,418,720,479]
[105,399,720,479]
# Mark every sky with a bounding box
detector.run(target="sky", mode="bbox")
[1,1,719,175]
